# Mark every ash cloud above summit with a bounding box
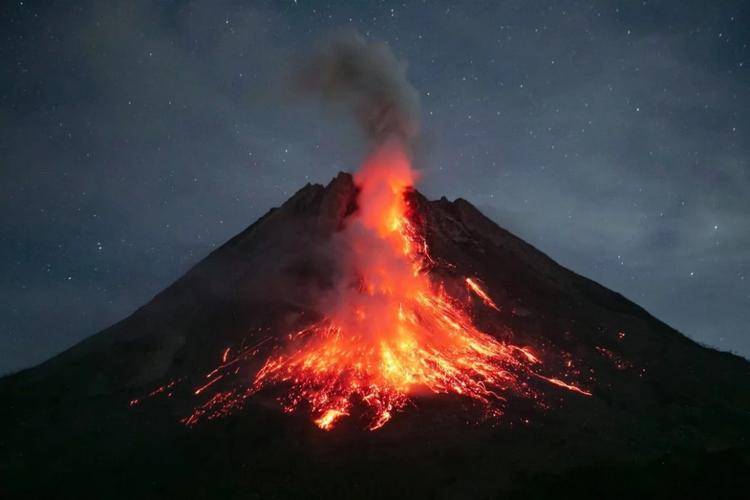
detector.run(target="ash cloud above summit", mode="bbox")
[295,30,420,150]
[1,0,749,373]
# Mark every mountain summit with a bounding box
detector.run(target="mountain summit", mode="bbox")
[3,173,750,498]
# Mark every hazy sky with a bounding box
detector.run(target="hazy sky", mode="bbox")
[2,0,748,373]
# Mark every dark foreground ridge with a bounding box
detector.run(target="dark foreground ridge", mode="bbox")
[3,173,750,498]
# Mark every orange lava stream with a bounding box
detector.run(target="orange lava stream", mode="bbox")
[541,376,593,396]
[465,278,501,311]
[240,143,587,430]
[167,142,593,431]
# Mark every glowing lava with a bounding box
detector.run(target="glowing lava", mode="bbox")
[159,141,592,431]
[465,278,501,312]
[200,143,587,430]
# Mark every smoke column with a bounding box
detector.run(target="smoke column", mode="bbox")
[295,31,425,334]
[295,31,420,154]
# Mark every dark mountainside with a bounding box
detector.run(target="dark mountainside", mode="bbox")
[3,173,750,499]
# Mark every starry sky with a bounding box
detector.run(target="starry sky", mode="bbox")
[2,0,748,374]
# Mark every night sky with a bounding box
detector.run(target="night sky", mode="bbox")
[2,1,748,374]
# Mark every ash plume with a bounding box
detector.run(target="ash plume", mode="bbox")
[295,31,420,152]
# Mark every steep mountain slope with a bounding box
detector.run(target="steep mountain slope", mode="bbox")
[3,173,749,499]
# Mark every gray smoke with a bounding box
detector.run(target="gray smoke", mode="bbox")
[296,31,420,151]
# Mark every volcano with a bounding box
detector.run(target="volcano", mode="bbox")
[3,170,750,498]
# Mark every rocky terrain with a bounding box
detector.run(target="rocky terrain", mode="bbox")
[3,173,749,498]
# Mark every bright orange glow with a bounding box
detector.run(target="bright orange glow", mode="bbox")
[315,408,349,430]
[194,375,223,395]
[465,278,501,311]
[540,376,592,396]
[171,140,593,430]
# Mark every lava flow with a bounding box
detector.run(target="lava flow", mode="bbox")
[166,141,592,431]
